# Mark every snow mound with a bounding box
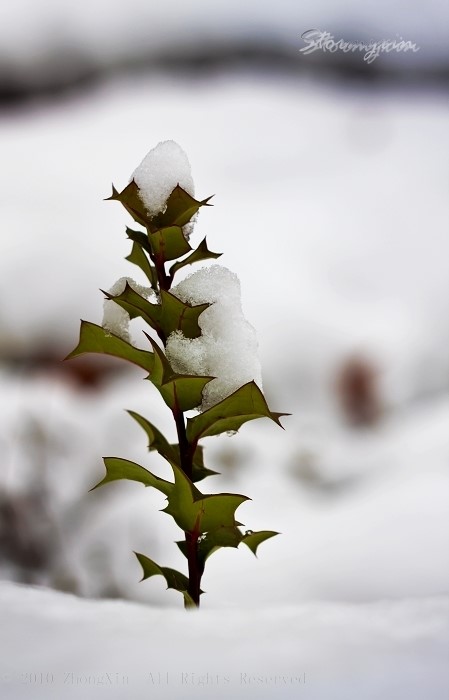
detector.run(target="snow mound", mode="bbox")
[131,140,195,216]
[166,265,262,411]
[1,582,449,700]
[102,277,152,343]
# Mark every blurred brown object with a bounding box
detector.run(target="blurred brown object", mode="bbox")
[0,490,55,584]
[336,355,382,426]
[0,347,127,390]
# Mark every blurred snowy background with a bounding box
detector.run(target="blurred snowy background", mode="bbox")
[1,1,449,699]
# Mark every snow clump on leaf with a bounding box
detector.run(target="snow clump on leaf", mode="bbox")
[131,140,195,216]
[102,277,152,343]
[166,265,262,411]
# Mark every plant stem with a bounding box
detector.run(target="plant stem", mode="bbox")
[173,407,202,607]
[185,531,201,608]
[151,242,201,607]
[173,407,192,479]
[154,254,170,291]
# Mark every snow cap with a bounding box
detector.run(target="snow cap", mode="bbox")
[131,140,195,216]
[166,265,262,411]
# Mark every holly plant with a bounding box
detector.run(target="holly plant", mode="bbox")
[66,166,287,608]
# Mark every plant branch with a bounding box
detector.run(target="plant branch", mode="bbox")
[151,239,202,607]
[185,531,201,608]
[173,406,202,607]
[173,407,192,479]
[154,253,171,292]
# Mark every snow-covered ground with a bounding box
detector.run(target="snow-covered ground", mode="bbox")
[0,72,448,697]
[1,581,448,700]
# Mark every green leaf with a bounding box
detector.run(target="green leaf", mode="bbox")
[126,412,217,482]
[103,282,161,330]
[241,530,279,556]
[161,463,200,532]
[149,226,191,262]
[145,336,176,386]
[159,290,209,340]
[64,321,154,372]
[134,552,199,607]
[147,338,213,412]
[161,376,213,412]
[177,527,278,563]
[197,526,244,563]
[176,535,221,564]
[126,411,179,463]
[195,492,249,532]
[107,284,208,342]
[106,181,149,228]
[163,462,248,534]
[125,238,157,289]
[152,186,212,230]
[186,381,289,444]
[101,281,160,325]
[198,527,242,568]
[91,457,172,496]
[107,182,212,235]
[191,445,219,483]
[125,227,152,255]
[169,237,222,278]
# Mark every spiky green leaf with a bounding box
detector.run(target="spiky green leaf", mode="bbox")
[161,376,213,412]
[186,381,288,444]
[126,412,217,482]
[241,530,279,556]
[159,290,209,340]
[64,321,154,372]
[125,238,157,289]
[125,227,152,255]
[91,457,172,496]
[148,338,213,411]
[127,411,178,463]
[197,526,244,563]
[152,186,212,230]
[134,553,199,607]
[191,445,219,483]
[106,181,149,228]
[107,182,211,235]
[169,236,222,278]
[106,284,208,342]
[163,462,248,534]
[149,226,191,262]
[103,282,161,330]
[177,527,278,563]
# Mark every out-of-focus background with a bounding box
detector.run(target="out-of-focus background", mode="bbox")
[1,1,449,698]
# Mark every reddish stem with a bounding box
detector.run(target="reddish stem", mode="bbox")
[173,407,202,607]
[151,236,202,607]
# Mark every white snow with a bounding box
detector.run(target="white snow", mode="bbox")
[131,140,195,217]
[102,277,152,343]
[166,265,262,410]
[1,75,448,413]
[1,581,448,700]
[0,71,449,697]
